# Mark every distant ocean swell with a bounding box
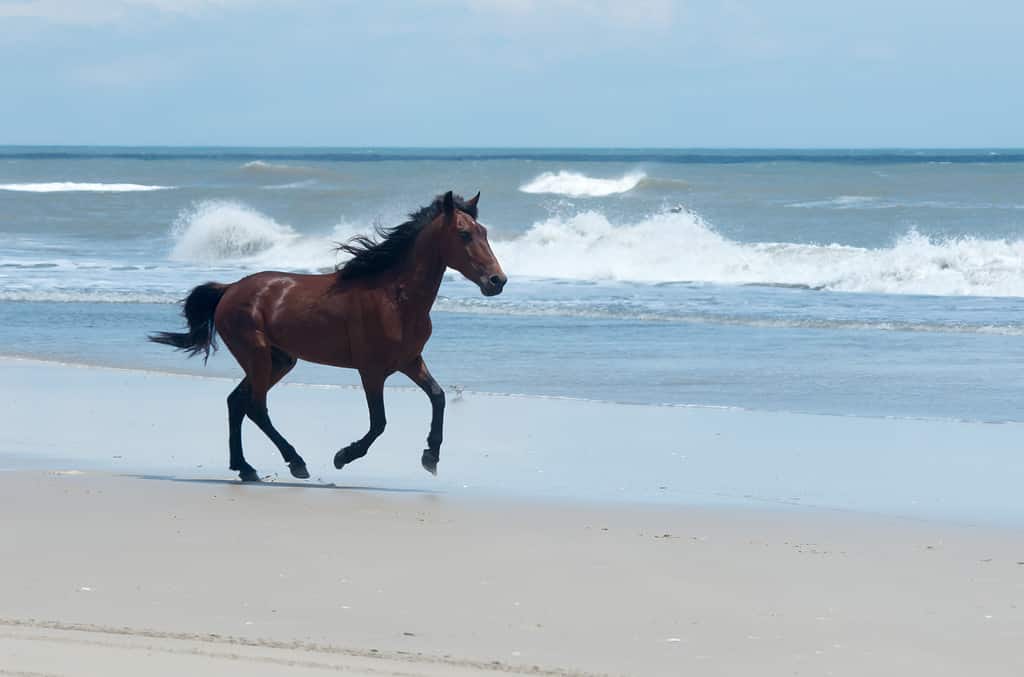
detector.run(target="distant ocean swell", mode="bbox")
[4,149,1022,163]
[168,200,1024,298]
[240,160,321,176]
[788,195,1024,210]
[0,182,172,192]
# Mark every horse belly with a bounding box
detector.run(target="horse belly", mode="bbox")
[271,319,354,367]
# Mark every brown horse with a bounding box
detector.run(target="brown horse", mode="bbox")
[150,191,506,482]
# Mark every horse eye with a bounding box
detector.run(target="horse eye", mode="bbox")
[458,231,472,243]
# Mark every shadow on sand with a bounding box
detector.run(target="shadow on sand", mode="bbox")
[123,473,440,495]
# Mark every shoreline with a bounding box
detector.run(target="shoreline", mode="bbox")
[1,352,1018,427]
[3,357,1024,525]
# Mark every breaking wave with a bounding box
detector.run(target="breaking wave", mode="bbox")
[493,210,1024,297]
[169,200,349,270]
[788,195,879,209]
[0,182,171,192]
[241,160,319,175]
[166,200,1024,297]
[520,170,646,197]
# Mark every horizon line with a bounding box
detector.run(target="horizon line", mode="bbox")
[1,144,1022,152]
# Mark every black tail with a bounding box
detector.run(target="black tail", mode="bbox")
[148,282,228,363]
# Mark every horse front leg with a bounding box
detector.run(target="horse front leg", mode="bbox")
[400,355,445,475]
[334,370,387,470]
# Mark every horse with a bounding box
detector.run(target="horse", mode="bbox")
[150,191,506,482]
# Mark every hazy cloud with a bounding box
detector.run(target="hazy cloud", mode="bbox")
[0,0,277,24]
[462,0,677,28]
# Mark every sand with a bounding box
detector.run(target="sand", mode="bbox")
[1,471,1023,676]
[1,358,1023,675]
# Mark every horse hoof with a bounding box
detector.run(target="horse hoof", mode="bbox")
[289,461,310,479]
[238,468,261,483]
[421,450,439,476]
[334,449,349,470]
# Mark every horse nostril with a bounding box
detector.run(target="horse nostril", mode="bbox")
[489,275,505,287]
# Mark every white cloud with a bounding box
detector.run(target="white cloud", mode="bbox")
[2,0,677,30]
[0,0,276,24]
[461,0,677,29]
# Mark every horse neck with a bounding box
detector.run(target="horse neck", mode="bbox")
[392,221,445,312]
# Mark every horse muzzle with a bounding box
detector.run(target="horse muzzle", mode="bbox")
[480,274,507,296]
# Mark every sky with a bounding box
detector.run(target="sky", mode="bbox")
[1,0,1022,147]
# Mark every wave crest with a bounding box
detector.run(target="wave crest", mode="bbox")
[0,182,171,193]
[241,160,318,175]
[170,201,302,262]
[494,210,1024,297]
[169,201,349,269]
[167,200,1024,298]
[519,170,645,197]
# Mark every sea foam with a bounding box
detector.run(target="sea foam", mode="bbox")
[494,209,1024,296]
[0,182,171,192]
[519,170,645,197]
[241,160,318,175]
[167,200,1024,298]
[169,200,349,270]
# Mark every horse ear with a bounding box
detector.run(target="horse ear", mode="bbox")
[442,191,455,216]
[466,191,480,210]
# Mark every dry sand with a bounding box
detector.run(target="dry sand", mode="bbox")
[2,358,1024,675]
[1,470,1023,676]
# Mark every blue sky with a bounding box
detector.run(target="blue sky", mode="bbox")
[1,0,1021,147]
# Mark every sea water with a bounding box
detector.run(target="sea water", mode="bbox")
[1,147,1022,422]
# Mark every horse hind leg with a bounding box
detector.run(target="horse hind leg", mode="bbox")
[225,334,306,482]
[245,346,309,479]
[227,378,260,482]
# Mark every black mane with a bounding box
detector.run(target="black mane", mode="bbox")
[335,193,477,281]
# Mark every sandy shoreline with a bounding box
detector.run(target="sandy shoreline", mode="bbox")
[2,358,1024,674]
[2,470,1023,676]
[3,356,1024,523]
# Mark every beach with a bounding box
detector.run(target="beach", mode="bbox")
[2,358,1023,676]
[4,0,1023,672]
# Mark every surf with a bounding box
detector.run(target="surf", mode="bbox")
[493,209,1024,297]
[519,170,646,197]
[0,182,171,192]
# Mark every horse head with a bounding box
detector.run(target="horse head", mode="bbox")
[437,190,507,296]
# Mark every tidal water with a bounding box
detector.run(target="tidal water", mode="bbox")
[2,147,1023,421]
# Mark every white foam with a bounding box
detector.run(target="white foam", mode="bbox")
[241,160,317,175]
[169,200,349,270]
[788,195,878,209]
[263,180,318,190]
[493,209,1024,297]
[0,182,171,193]
[519,170,645,197]
[166,200,1024,298]
[0,290,177,304]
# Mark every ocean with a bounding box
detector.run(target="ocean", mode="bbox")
[2,147,1023,422]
